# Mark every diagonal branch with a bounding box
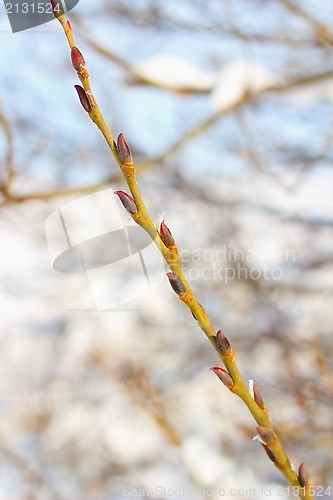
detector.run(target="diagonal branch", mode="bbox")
[49,3,314,493]
[278,0,333,43]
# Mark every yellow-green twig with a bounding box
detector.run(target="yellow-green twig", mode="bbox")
[53,7,313,496]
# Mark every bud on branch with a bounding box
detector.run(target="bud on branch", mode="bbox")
[256,426,276,446]
[261,443,276,463]
[210,366,234,390]
[115,190,138,216]
[253,383,265,409]
[166,272,186,295]
[117,133,133,165]
[71,47,86,72]
[74,85,91,113]
[159,220,176,248]
[216,330,232,356]
[298,463,310,487]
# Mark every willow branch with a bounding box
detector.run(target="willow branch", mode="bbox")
[51,4,313,494]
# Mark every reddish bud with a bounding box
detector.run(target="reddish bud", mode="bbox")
[67,20,72,29]
[166,272,186,295]
[210,366,234,390]
[298,463,310,487]
[74,85,91,113]
[253,383,265,409]
[71,47,86,72]
[261,443,276,463]
[117,133,133,165]
[115,190,138,216]
[159,220,175,248]
[216,330,232,355]
[256,426,276,446]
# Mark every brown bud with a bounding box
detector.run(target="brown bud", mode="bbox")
[74,85,91,113]
[298,463,310,487]
[71,47,86,72]
[253,383,265,409]
[210,366,234,390]
[166,272,186,295]
[67,20,72,30]
[216,330,232,355]
[159,220,175,248]
[261,443,276,463]
[115,190,138,216]
[117,133,133,165]
[256,426,276,446]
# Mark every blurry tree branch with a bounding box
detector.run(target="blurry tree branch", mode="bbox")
[0,443,68,500]
[278,0,333,44]
[3,65,333,207]
[0,95,15,195]
[70,13,211,93]
[89,349,181,447]
[1,0,333,494]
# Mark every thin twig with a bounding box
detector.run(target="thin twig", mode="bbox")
[0,95,15,193]
[278,0,333,44]
[52,5,313,494]
[0,443,68,500]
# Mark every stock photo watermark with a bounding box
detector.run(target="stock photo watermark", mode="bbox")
[45,189,166,311]
[4,0,79,32]
[123,486,256,498]
[45,189,296,311]
[123,484,324,497]
[179,247,296,284]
